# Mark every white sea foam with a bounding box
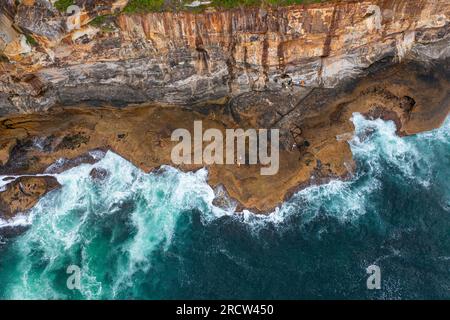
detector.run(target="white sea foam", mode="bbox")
[2,112,447,234]
[204,112,449,229]
[2,112,449,298]
[2,151,223,299]
[43,158,67,174]
[0,213,33,229]
[350,113,425,182]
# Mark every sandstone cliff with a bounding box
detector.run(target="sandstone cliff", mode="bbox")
[0,0,449,114]
[0,0,449,215]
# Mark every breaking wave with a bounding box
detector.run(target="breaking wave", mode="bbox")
[0,112,449,299]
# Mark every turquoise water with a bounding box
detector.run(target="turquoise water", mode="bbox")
[0,113,449,299]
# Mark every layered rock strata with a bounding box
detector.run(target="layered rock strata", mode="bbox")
[0,0,449,215]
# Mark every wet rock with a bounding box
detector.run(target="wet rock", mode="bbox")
[0,176,60,219]
[0,225,31,244]
[400,96,416,113]
[358,127,376,142]
[365,106,402,133]
[44,150,106,174]
[89,167,109,182]
[212,185,237,212]
[0,56,449,213]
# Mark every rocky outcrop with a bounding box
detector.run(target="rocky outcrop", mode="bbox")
[0,0,449,115]
[0,0,450,214]
[0,58,449,213]
[0,175,60,219]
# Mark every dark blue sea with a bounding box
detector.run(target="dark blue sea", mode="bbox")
[0,113,449,299]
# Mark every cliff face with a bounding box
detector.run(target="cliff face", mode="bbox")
[0,0,449,115]
[1,0,450,215]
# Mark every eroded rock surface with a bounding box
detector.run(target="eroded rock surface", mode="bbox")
[0,175,60,219]
[0,59,448,213]
[0,0,449,113]
[0,0,449,215]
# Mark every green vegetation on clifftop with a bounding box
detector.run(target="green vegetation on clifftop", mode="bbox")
[123,0,329,13]
[54,0,75,12]
[123,0,166,13]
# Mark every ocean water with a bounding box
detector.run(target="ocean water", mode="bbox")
[0,113,449,299]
